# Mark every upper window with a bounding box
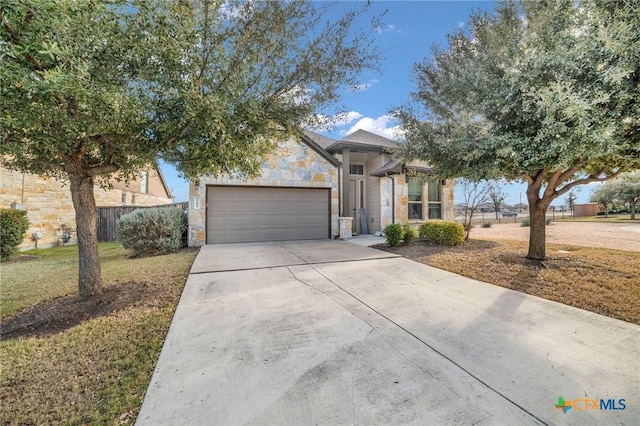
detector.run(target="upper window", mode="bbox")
[428,179,443,219]
[140,171,149,194]
[349,164,364,175]
[408,177,423,220]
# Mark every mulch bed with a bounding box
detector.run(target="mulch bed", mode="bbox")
[0,281,171,340]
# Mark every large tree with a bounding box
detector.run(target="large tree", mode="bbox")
[615,171,640,220]
[1,0,381,298]
[398,0,640,259]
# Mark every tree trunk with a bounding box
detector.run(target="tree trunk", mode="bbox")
[526,179,551,260]
[631,198,637,220]
[527,203,548,259]
[69,175,102,299]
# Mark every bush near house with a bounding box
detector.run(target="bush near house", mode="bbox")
[117,208,186,257]
[403,224,417,244]
[0,209,30,261]
[384,223,405,247]
[419,221,465,246]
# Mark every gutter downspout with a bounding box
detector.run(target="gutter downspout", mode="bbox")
[338,164,342,217]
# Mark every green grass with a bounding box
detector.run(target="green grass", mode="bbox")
[0,243,197,424]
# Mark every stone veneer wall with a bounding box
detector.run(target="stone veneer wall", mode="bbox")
[0,167,172,250]
[188,138,339,246]
[379,176,455,227]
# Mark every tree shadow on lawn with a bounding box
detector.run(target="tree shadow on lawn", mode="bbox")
[0,280,171,340]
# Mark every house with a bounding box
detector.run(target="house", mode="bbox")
[0,166,173,250]
[188,129,454,245]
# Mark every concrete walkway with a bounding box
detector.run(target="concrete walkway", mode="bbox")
[137,240,639,425]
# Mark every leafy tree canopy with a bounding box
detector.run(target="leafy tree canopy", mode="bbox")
[1,0,381,182]
[397,0,640,258]
[0,0,382,297]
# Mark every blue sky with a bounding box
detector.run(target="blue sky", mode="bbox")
[161,1,599,206]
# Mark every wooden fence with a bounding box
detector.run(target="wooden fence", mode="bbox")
[97,202,189,242]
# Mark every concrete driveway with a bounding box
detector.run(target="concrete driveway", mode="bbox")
[137,240,639,426]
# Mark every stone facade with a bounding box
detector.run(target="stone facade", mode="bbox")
[0,167,172,250]
[188,138,339,246]
[379,175,454,228]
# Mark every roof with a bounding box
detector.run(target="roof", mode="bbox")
[303,130,338,150]
[369,160,434,177]
[340,129,400,149]
[300,132,341,167]
[323,129,401,153]
[369,159,403,177]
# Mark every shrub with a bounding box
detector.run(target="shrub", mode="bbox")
[596,211,606,216]
[418,220,465,246]
[520,218,530,227]
[384,223,404,247]
[0,209,30,261]
[117,207,186,256]
[403,224,417,244]
[546,218,552,225]
[482,222,492,228]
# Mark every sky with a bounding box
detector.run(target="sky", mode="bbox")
[160,1,601,207]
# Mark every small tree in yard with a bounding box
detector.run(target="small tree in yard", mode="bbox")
[600,171,640,220]
[590,184,617,218]
[457,178,491,241]
[398,0,640,259]
[1,1,380,299]
[614,171,640,220]
[566,191,577,217]
[488,184,507,220]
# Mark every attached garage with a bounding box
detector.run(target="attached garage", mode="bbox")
[206,186,330,243]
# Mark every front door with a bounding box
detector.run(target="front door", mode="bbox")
[348,179,365,234]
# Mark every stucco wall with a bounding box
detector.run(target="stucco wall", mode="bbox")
[0,167,172,250]
[188,138,339,246]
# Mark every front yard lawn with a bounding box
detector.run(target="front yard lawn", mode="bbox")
[0,243,197,425]
[377,239,640,325]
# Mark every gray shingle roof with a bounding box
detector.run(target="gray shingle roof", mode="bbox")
[303,130,338,150]
[339,129,400,149]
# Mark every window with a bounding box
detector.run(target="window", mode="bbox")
[121,193,126,204]
[408,177,423,220]
[140,171,149,194]
[428,179,443,219]
[131,194,136,205]
[349,164,364,175]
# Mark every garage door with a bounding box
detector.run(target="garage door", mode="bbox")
[206,186,330,243]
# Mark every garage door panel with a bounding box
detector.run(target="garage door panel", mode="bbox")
[206,186,329,243]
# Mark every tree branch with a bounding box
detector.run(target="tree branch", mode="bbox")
[555,168,629,198]
[33,160,65,172]
[86,164,120,176]
[544,169,563,198]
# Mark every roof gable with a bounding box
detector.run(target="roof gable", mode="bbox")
[340,129,400,149]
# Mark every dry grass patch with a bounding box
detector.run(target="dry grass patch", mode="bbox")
[378,239,640,325]
[0,244,197,425]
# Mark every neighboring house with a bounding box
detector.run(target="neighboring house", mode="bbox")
[0,166,173,250]
[188,129,454,246]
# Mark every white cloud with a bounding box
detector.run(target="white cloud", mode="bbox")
[334,111,364,126]
[458,21,466,29]
[376,24,402,35]
[306,111,363,131]
[351,79,379,92]
[343,114,404,140]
